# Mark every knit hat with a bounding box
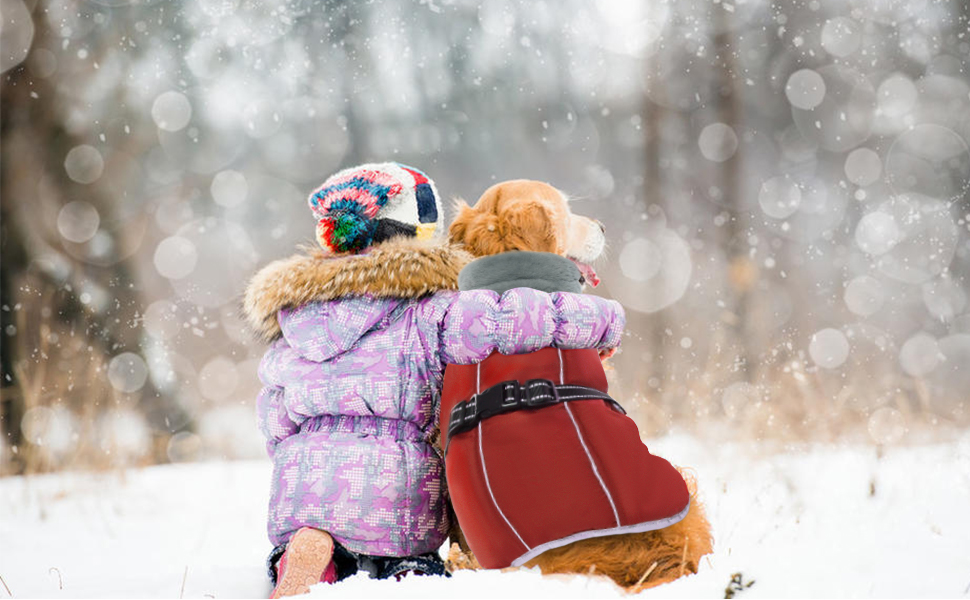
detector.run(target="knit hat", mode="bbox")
[308,163,444,254]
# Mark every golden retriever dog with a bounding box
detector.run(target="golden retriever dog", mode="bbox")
[446,179,713,591]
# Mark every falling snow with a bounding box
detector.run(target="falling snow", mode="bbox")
[2,0,969,594]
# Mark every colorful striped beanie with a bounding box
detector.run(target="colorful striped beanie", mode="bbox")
[308,163,443,254]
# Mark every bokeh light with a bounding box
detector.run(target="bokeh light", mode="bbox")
[64,145,104,184]
[151,91,193,132]
[809,328,850,369]
[108,352,149,394]
[57,201,100,243]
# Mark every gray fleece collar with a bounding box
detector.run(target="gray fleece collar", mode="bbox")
[457,251,583,294]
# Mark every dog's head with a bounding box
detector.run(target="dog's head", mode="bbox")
[448,179,605,286]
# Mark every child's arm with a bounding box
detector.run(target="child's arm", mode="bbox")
[256,386,298,458]
[254,338,302,457]
[432,288,625,365]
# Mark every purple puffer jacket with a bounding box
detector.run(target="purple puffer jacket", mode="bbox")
[256,289,624,557]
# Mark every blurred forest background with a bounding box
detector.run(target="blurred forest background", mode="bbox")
[1,0,968,475]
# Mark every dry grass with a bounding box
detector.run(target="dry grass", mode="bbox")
[1,275,159,476]
[612,317,967,448]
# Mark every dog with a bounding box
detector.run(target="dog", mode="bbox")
[444,180,713,591]
[448,179,604,286]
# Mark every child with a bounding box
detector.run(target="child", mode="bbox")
[243,163,625,597]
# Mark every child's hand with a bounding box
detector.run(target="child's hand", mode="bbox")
[599,348,616,361]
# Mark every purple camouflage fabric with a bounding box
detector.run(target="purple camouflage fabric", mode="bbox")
[256,288,624,557]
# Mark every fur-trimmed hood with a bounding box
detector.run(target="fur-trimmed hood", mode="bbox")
[244,237,472,342]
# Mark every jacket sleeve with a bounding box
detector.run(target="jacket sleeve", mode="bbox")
[434,288,625,365]
[255,339,300,458]
[256,386,298,458]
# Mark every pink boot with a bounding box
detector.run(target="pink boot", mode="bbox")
[270,528,338,598]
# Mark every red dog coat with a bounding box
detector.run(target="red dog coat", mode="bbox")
[442,347,690,568]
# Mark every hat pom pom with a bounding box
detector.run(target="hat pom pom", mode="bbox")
[316,204,377,253]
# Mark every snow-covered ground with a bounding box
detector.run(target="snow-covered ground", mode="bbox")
[3,435,970,599]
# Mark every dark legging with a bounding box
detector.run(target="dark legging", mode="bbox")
[268,539,447,585]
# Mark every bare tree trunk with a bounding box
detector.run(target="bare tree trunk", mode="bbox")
[639,65,669,399]
[712,7,755,380]
[334,2,370,166]
[0,156,29,473]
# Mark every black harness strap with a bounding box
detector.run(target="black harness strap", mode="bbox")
[446,378,626,442]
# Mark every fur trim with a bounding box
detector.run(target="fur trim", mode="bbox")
[244,237,473,342]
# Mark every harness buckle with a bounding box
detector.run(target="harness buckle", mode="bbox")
[500,381,520,408]
[523,378,558,407]
[463,395,478,421]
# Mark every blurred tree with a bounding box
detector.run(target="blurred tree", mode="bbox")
[712,6,755,378]
[1,4,190,472]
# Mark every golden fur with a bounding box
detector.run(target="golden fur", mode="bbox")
[445,180,713,590]
[450,180,605,263]
[243,237,472,342]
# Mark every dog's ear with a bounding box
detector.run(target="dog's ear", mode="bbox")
[448,199,473,245]
[498,201,561,254]
[448,199,505,257]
